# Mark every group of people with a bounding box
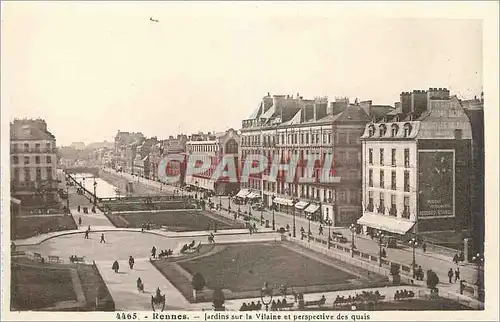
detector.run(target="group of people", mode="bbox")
[158,249,174,258]
[447,267,461,283]
[394,289,415,300]
[414,265,425,281]
[239,298,292,311]
[452,251,465,265]
[239,301,263,311]
[180,240,201,254]
[334,290,383,305]
[111,255,136,273]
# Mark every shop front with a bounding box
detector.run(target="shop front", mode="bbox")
[357,213,415,240]
[294,201,309,218]
[273,197,294,213]
[304,203,321,222]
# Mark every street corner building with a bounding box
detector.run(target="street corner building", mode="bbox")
[359,88,484,257]
[10,119,59,214]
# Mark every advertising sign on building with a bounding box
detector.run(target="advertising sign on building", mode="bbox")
[418,150,455,218]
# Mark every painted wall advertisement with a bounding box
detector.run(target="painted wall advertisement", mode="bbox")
[418,151,455,217]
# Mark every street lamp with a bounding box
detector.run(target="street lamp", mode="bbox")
[350,224,356,257]
[228,193,232,211]
[93,178,98,206]
[307,213,312,235]
[66,183,70,213]
[271,195,276,231]
[409,236,419,277]
[260,282,273,312]
[472,253,484,288]
[248,200,252,217]
[377,232,385,267]
[219,193,222,209]
[325,215,332,249]
[292,198,298,238]
[195,181,199,199]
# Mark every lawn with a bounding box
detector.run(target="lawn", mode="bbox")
[326,298,471,311]
[11,263,76,310]
[153,242,388,302]
[12,215,77,240]
[103,200,194,212]
[114,210,245,231]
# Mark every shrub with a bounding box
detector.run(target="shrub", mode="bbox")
[212,288,225,310]
[426,269,439,289]
[390,263,400,276]
[278,227,286,234]
[191,273,206,291]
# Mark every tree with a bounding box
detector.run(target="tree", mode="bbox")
[390,263,401,285]
[191,273,206,300]
[212,288,225,311]
[426,269,440,289]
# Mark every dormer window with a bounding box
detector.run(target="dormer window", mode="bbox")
[379,124,387,136]
[391,124,399,137]
[368,125,375,137]
[403,123,413,138]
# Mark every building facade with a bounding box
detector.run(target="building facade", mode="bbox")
[113,131,145,171]
[10,119,59,207]
[185,129,240,195]
[359,88,473,240]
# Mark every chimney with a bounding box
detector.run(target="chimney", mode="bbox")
[400,92,412,116]
[411,90,428,117]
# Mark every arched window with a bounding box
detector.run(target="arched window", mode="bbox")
[391,124,399,137]
[368,125,375,137]
[225,139,238,154]
[403,123,413,138]
[379,124,387,136]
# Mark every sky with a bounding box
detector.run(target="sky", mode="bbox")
[1,2,483,146]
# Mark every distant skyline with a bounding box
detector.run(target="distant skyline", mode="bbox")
[2,2,483,145]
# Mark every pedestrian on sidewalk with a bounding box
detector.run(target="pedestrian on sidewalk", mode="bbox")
[78,217,82,226]
[77,205,81,213]
[84,229,90,239]
[112,260,119,273]
[151,246,157,258]
[455,267,460,282]
[88,225,91,232]
[137,277,144,292]
[448,268,454,283]
[129,256,135,269]
[100,233,106,243]
[422,242,427,253]
[319,225,324,235]
[453,254,459,265]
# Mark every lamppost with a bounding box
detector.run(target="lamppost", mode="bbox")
[260,282,273,312]
[219,193,222,209]
[93,178,98,206]
[195,181,199,199]
[377,232,385,267]
[472,253,484,288]
[292,198,298,238]
[325,215,332,249]
[248,200,252,217]
[228,192,232,211]
[409,236,419,277]
[350,224,356,257]
[271,195,276,231]
[307,213,312,235]
[66,183,70,212]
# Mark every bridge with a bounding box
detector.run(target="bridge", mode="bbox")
[64,166,100,177]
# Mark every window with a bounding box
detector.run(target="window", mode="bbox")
[403,196,410,219]
[368,125,375,137]
[301,133,304,144]
[24,156,30,165]
[36,168,42,181]
[380,149,384,165]
[404,149,410,168]
[348,152,358,165]
[305,133,309,144]
[35,156,41,164]
[328,133,332,144]
[368,169,373,187]
[350,189,358,204]
[338,133,347,144]
[338,190,346,203]
[14,168,20,182]
[46,143,51,151]
[390,195,397,217]
[391,171,396,190]
[379,124,387,136]
[12,156,19,164]
[391,148,396,166]
[350,170,358,181]
[281,134,285,144]
[380,170,385,188]
[404,171,410,192]
[403,123,412,137]
[368,148,373,165]
[367,191,374,211]
[311,134,315,144]
[378,193,385,214]
[391,124,399,137]
[316,134,319,144]
[35,143,41,152]
[24,169,31,181]
[24,143,29,152]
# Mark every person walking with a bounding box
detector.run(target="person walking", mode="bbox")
[422,242,427,253]
[137,277,144,292]
[129,256,135,269]
[319,225,324,235]
[88,225,91,232]
[455,267,460,283]
[100,233,106,243]
[151,246,157,259]
[84,229,90,239]
[112,260,119,273]
[448,268,454,283]
[78,217,82,226]
[77,205,81,213]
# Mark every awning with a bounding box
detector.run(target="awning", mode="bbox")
[236,189,250,198]
[294,201,309,210]
[273,197,294,206]
[304,204,320,213]
[357,213,415,235]
[247,192,260,199]
[11,197,21,205]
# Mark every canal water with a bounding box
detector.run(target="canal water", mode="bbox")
[71,173,119,198]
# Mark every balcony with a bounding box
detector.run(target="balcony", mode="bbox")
[377,205,385,214]
[365,203,374,212]
[11,148,57,154]
[389,206,397,217]
[402,209,411,219]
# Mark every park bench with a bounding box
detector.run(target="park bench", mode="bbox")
[69,255,85,263]
[48,255,63,264]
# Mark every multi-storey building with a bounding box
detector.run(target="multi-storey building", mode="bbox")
[10,119,58,207]
[240,94,374,226]
[114,130,145,171]
[154,135,188,184]
[185,129,240,195]
[359,88,473,241]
